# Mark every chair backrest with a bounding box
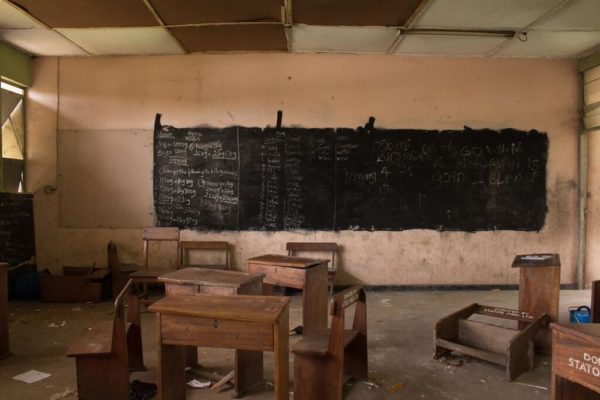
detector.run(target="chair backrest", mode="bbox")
[142,227,180,271]
[179,241,230,269]
[328,286,366,355]
[286,242,337,271]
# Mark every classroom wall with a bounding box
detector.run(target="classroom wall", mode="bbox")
[26,54,582,285]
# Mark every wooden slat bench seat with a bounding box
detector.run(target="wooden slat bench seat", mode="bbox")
[66,280,144,400]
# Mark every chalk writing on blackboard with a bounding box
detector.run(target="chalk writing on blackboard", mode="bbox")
[153,116,547,232]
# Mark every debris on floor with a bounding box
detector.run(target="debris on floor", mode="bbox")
[47,321,66,328]
[289,325,303,335]
[388,383,404,393]
[187,379,212,389]
[12,370,52,384]
[130,380,157,400]
[514,382,548,390]
[49,388,77,400]
[364,381,379,389]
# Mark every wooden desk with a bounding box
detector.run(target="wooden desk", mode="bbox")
[0,263,9,359]
[159,268,263,296]
[513,254,561,354]
[551,323,600,399]
[150,294,289,400]
[159,267,264,388]
[247,255,328,337]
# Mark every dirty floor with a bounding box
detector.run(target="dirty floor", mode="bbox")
[0,290,592,399]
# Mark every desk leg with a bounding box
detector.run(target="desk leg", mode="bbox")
[302,264,328,336]
[233,350,264,398]
[127,293,145,371]
[156,314,186,400]
[274,308,289,400]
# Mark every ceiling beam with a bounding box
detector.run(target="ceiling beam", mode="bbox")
[140,0,188,54]
[387,0,432,54]
[486,0,575,57]
[580,47,600,72]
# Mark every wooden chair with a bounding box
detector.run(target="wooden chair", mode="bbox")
[292,286,368,400]
[107,241,139,299]
[287,242,338,297]
[133,227,180,303]
[143,227,180,273]
[66,280,144,400]
[434,303,549,381]
[179,240,230,270]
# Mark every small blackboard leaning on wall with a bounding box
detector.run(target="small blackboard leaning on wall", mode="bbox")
[0,193,35,265]
[153,114,548,232]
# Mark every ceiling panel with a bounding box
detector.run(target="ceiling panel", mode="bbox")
[395,34,507,56]
[535,0,600,31]
[497,31,600,58]
[169,24,287,52]
[0,28,87,55]
[7,0,158,28]
[0,1,42,28]
[290,25,397,54]
[57,27,183,56]
[148,0,283,25]
[414,0,564,29]
[293,0,424,26]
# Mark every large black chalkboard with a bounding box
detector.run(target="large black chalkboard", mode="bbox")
[154,117,548,232]
[0,193,35,265]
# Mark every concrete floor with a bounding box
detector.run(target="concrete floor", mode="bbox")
[0,289,592,400]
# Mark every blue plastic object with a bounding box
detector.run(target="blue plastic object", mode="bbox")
[569,305,591,323]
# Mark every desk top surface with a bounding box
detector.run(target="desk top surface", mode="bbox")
[149,293,289,322]
[551,322,600,341]
[247,254,327,269]
[511,253,561,268]
[158,268,262,287]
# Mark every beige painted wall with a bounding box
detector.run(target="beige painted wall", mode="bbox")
[26,54,580,285]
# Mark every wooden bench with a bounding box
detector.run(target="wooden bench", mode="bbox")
[292,286,368,400]
[178,240,230,270]
[107,241,139,299]
[434,303,549,381]
[66,280,144,400]
[286,242,338,297]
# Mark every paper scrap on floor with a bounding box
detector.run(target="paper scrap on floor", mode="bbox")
[13,370,52,384]
[187,379,211,389]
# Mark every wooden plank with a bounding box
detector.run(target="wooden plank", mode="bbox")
[149,294,289,323]
[40,275,102,303]
[247,254,326,269]
[592,281,600,323]
[247,262,307,288]
[551,323,600,398]
[518,264,560,354]
[302,262,328,336]
[161,314,274,351]
[274,307,289,400]
[435,338,507,366]
[476,305,535,322]
[159,268,260,288]
[180,240,228,250]
[458,319,517,355]
[286,242,337,252]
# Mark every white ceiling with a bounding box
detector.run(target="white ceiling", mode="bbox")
[0,0,599,59]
